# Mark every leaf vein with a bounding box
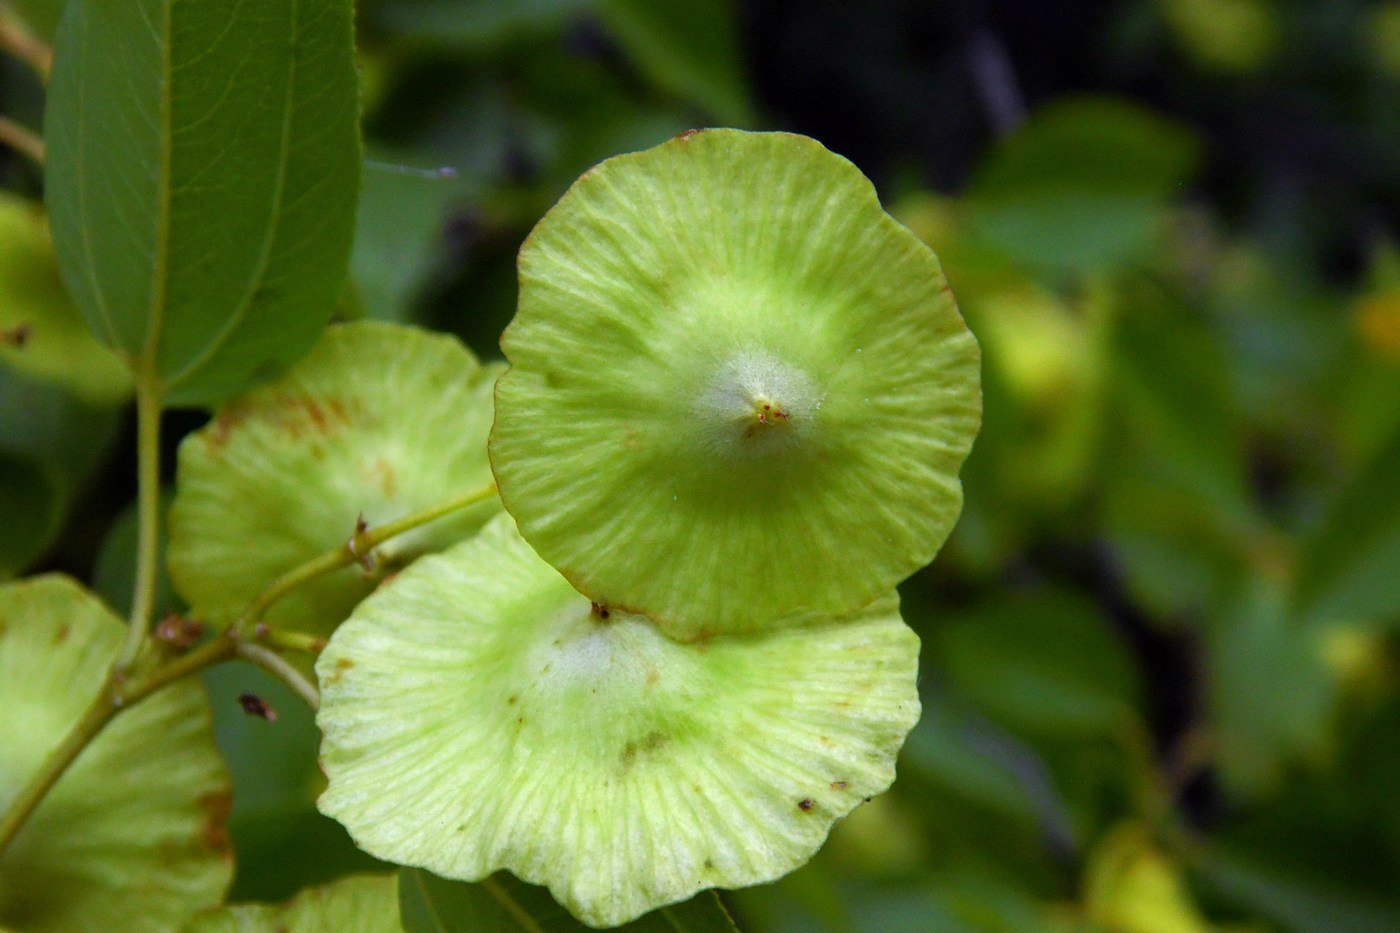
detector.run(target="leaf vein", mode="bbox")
[162,0,303,390]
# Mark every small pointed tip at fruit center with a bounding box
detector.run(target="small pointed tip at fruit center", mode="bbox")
[745,396,791,437]
[694,351,819,458]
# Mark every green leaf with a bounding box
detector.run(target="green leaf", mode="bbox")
[1161,0,1280,74]
[596,0,754,125]
[1103,275,1258,619]
[900,694,1047,829]
[1296,428,1400,626]
[1202,851,1400,933]
[398,868,739,932]
[1200,712,1400,930]
[1207,579,1335,797]
[965,98,1199,274]
[350,154,461,321]
[1,0,65,40]
[930,589,1142,739]
[0,455,62,578]
[1082,824,1208,932]
[0,366,121,576]
[0,366,119,490]
[363,0,593,52]
[44,0,361,407]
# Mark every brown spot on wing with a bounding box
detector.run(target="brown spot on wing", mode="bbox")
[322,656,355,686]
[620,730,669,768]
[363,456,398,497]
[278,396,351,440]
[207,403,251,450]
[198,790,233,856]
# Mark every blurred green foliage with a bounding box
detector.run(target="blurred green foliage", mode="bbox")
[2,0,1399,929]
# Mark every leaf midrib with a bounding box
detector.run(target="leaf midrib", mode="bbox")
[161,0,301,392]
[71,6,120,350]
[141,0,174,371]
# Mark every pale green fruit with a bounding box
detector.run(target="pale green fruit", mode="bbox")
[168,321,502,638]
[491,128,981,639]
[317,513,921,928]
[0,193,130,403]
[0,576,231,931]
[185,873,400,932]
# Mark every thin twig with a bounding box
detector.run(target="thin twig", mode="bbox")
[238,642,320,711]
[0,115,44,164]
[966,28,1026,136]
[235,481,497,631]
[117,375,164,671]
[0,7,51,80]
[120,634,239,707]
[255,625,327,655]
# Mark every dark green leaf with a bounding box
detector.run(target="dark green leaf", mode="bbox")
[1,0,65,39]
[364,0,593,51]
[0,365,120,576]
[1202,851,1400,933]
[398,868,739,932]
[0,365,120,487]
[0,454,62,577]
[930,589,1143,738]
[1207,580,1335,797]
[45,0,361,407]
[965,97,1199,273]
[725,862,852,933]
[596,0,753,125]
[351,154,461,321]
[900,694,1049,830]
[1103,276,1259,619]
[1296,428,1400,626]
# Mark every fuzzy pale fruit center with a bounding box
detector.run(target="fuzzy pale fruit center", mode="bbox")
[693,350,820,459]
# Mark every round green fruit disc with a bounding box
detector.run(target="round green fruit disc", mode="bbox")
[186,873,400,932]
[491,128,981,638]
[0,576,231,931]
[317,514,921,928]
[168,321,502,638]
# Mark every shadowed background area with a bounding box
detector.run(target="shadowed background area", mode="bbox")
[3,0,1399,929]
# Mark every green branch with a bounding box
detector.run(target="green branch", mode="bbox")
[235,482,497,631]
[117,374,164,671]
[238,642,320,710]
[255,625,327,655]
[0,686,117,855]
